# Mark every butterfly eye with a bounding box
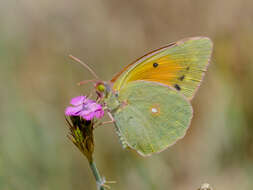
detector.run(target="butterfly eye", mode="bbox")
[97,84,106,92]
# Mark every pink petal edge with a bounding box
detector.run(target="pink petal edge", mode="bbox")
[94,109,104,119]
[65,105,82,116]
[82,113,95,120]
[70,96,86,106]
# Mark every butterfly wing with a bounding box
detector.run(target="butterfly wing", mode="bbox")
[111,37,213,100]
[111,81,193,156]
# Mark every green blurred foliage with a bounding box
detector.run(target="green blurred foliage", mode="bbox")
[0,0,253,189]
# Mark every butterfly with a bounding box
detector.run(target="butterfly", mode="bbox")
[72,37,213,156]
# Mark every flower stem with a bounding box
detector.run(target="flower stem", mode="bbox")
[89,161,106,190]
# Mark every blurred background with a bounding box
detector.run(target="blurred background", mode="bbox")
[1,0,253,189]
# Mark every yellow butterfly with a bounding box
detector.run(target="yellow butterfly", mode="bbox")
[72,37,213,156]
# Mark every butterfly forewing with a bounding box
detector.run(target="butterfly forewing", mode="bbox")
[112,37,213,100]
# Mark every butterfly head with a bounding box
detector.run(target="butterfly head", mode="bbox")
[95,81,112,98]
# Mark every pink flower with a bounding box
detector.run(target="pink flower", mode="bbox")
[65,96,104,120]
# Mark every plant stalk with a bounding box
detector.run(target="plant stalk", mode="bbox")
[89,161,106,190]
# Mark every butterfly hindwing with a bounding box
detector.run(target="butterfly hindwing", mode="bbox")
[111,81,193,156]
[112,37,213,100]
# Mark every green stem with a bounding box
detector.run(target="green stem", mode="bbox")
[89,161,106,190]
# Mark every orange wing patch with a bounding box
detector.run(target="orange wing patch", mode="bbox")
[111,37,213,100]
[111,42,176,83]
[124,57,183,87]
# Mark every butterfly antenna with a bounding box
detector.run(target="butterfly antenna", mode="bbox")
[77,79,98,86]
[69,54,99,79]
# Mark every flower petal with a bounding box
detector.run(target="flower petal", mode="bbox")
[85,99,96,104]
[86,102,102,112]
[94,109,104,119]
[70,96,86,106]
[81,112,95,120]
[65,105,82,116]
[66,95,104,120]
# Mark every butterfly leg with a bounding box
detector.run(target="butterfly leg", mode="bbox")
[94,120,114,128]
[107,111,115,122]
[94,111,115,129]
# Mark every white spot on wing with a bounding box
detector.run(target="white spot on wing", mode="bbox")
[151,108,158,113]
